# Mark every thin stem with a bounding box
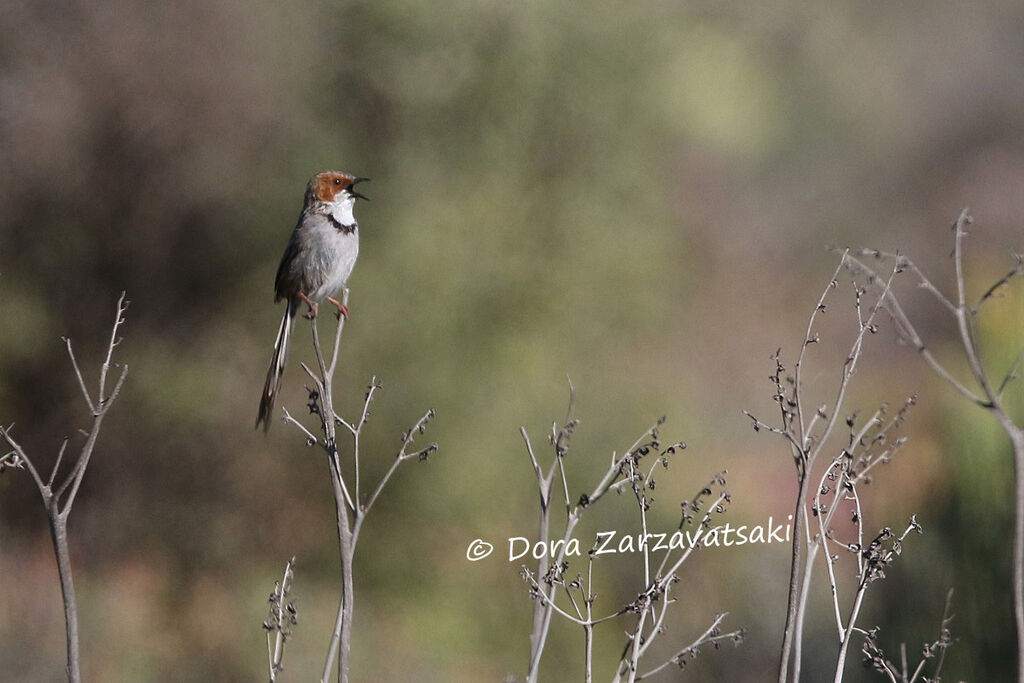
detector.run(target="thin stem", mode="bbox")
[779,468,810,683]
[795,256,847,445]
[833,582,868,683]
[809,265,895,465]
[635,613,736,680]
[97,292,128,402]
[849,248,957,314]
[525,435,553,683]
[927,589,955,682]
[282,408,320,444]
[63,340,95,415]
[584,559,594,683]
[953,209,969,313]
[998,347,1024,398]
[352,380,377,509]
[1010,424,1024,683]
[973,253,1024,314]
[814,463,850,639]
[353,409,435,544]
[320,457,355,683]
[267,557,295,682]
[55,365,128,512]
[48,512,80,683]
[0,427,47,498]
[47,439,70,490]
[522,575,625,626]
[583,623,592,683]
[309,306,353,683]
[327,288,348,376]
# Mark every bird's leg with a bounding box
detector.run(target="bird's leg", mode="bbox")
[326,296,349,319]
[297,292,319,319]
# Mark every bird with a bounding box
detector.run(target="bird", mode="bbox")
[256,170,369,432]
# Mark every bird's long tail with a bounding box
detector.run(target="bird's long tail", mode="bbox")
[256,299,298,432]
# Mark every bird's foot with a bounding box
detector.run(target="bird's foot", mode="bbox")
[327,296,349,319]
[298,292,319,319]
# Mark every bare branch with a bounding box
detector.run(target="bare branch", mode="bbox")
[974,252,1024,314]
[521,427,543,482]
[274,293,433,683]
[953,208,971,312]
[635,613,743,680]
[299,361,325,395]
[999,347,1024,398]
[282,408,320,446]
[0,425,47,497]
[0,293,130,683]
[521,571,626,626]
[264,557,297,682]
[842,254,987,406]
[847,247,957,315]
[327,288,349,376]
[795,256,847,447]
[63,338,96,414]
[98,292,129,403]
[356,409,436,530]
[47,438,70,489]
[522,397,736,682]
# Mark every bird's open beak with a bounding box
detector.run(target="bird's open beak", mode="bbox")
[350,177,370,201]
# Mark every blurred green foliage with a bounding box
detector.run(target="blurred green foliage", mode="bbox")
[1,0,1023,680]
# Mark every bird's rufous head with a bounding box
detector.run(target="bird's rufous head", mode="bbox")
[306,171,370,205]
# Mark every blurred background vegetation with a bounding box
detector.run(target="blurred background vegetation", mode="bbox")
[1,0,1022,680]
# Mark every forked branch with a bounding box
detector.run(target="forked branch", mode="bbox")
[844,211,1024,682]
[277,288,436,683]
[0,293,130,683]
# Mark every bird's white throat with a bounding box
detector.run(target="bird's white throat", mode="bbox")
[331,196,357,228]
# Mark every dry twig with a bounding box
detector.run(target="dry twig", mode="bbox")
[0,293,130,683]
[277,288,436,683]
[843,210,1024,682]
[522,387,742,681]
[264,557,297,682]
[745,266,929,682]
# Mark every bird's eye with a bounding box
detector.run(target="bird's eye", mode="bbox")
[333,178,342,185]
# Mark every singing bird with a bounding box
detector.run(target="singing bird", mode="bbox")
[256,170,369,431]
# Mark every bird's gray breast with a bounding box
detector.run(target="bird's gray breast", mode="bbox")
[300,213,359,299]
